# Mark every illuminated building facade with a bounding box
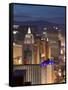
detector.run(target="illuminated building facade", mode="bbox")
[13,26,65,84]
[23,27,34,64]
[22,27,51,64]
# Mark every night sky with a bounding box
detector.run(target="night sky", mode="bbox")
[13,4,66,24]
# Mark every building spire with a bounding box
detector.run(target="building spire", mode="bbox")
[24,27,34,44]
[28,27,31,34]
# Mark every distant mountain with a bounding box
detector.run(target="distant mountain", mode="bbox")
[14,20,65,31]
[45,16,65,24]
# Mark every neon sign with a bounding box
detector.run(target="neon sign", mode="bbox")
[40,59,54,67]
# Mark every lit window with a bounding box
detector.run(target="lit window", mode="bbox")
[56,27,58,29]
[43,27,47,30]
[46,38,49,42]
[13,42,16,46]
[58,71,62,76]
[18,59,22,64]
[60,49,63,54]
[13,31,18,34]
[13,25,19,29]
[41,53,45,57]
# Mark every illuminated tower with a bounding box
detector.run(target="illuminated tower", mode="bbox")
[41,31,51,61]
[34,43,38,64]
[36,37,41,64]
[40,31,53,84]
[23,27,34,64]
[24,27,34,44]
[33,33,41,64]
[58,30,62,62]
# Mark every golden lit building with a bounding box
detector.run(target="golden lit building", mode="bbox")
[22,27,51,64]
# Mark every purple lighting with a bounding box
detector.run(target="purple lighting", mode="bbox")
[40,59,54,67]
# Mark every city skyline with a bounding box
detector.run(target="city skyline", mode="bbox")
[10,3,66,86]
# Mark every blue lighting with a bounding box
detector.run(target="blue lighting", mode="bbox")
[40,59,54,67]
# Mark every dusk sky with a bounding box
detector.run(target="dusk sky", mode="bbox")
[13,4,66,24]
